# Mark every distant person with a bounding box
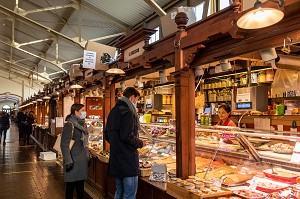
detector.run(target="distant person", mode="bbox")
[17,111,27,142]
[24,111,35,145]
[105,87,144,199]
[0,111,10,145]
[61,104,89,199]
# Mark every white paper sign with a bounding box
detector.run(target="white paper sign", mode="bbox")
[83,50,96,69]
[291,142,300,163]
[55,117,64,128]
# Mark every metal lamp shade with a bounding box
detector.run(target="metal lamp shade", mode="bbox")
[106,68,125,75]
[237,8,284,29]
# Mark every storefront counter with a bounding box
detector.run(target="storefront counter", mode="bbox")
[87,149,175,199]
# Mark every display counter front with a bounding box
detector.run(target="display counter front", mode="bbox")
[31,124,56,151]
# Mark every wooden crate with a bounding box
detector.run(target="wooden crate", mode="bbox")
[166,182,189,199]
[140,168,151,177]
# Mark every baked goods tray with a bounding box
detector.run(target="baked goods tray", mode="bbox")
[167,182,232,199]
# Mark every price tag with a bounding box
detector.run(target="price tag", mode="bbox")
[291,142,300,164]
[151,150,158,154]
[249,180,258,192]
[210,177,222,187]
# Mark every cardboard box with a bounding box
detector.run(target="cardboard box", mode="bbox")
[40,151,57,161]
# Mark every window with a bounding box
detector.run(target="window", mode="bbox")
[149,26,160,44]
[195,2,205,21]
[220,0,231,10]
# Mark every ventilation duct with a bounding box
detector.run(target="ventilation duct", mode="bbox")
[135,76,144,88]
[195,65,204,76]
[275,54,300,70]
[159,70,167,84]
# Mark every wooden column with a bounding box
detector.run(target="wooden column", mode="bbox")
[58,95,63,117]
[174,70,196,179]
[74,89,81,104]
[103,82,115,151]
[174,12,196,179]
[37,101,42,124]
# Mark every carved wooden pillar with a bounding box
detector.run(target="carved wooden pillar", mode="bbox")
[174,70,196,179]
[174,12,196,179]
[74,89,81,104]
[58,94,63,117]
[103,80,115,151]
[37,101,42,124]
[41,100,46,125]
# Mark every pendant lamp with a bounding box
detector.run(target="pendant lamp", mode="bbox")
[237,0,284,30]
[106,64,125,75]
[70,83,83,89]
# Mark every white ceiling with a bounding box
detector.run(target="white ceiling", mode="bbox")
[0,0,180,86]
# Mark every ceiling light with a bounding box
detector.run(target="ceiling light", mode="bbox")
[43,96,51,100]
[37,99,43,102]
[32,100,37,103]
[237,0,284,29]
[70,83,83,89]
[106,68,125,75]
[219,59,232,71]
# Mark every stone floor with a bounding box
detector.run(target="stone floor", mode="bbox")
[0,123,97,199]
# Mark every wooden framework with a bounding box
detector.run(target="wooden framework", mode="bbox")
[110,0,300,179]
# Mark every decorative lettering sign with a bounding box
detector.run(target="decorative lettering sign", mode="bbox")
[83,50,96,69]
[124,41,145,62]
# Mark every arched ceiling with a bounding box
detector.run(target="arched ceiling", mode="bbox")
[0,0,183,86]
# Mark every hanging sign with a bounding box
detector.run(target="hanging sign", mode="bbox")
[83,50,96,69]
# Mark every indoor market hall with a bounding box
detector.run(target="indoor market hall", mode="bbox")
[0,122,96,199]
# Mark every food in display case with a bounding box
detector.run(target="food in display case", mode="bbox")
[233,189,265,199]
[263,168,300,184]
[269,143,294,154]
[247,177,290,193]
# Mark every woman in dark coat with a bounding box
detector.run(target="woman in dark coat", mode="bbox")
[61,103,89,199]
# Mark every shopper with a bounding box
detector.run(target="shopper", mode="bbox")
[24,111,35,145]
[0,111,10,145]
[216,104,236,126]
[105,87,144,199]
[61,103,89,199]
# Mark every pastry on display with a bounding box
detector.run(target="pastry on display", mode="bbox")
[270,143,294,154]
[221,173,253,186]
[233,189,265,199]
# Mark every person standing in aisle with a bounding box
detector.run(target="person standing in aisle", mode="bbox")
[24,111,35,145]
[0,111,10,145]
[61,104,89,199]
[105,87,144,199]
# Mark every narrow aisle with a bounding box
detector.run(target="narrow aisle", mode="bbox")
[0,123,66,199]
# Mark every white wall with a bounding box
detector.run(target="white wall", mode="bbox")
[0,76,43,104]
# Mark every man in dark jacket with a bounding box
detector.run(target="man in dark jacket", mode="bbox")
[105,87,143,199]
[0,111,10,145]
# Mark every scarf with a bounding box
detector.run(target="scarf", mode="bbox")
[119,96,140,133]
[68,115,89,147]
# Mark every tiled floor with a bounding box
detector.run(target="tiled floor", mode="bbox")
[0,123,94,199]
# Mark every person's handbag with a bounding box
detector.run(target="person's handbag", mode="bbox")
[53,122,74,153]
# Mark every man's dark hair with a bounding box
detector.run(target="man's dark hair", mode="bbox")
[123,87,140,98]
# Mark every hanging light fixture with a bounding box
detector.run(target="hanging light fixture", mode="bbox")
[70,83,83,89]
[106,64,125,75]
[237,0,285,30]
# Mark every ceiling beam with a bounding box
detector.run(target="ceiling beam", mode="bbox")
[0,40,67,73]
[82,2,130,30]
[0,5,84,48]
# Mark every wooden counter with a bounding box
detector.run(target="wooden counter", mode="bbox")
[87,149,175,199]
[31,125,56,151]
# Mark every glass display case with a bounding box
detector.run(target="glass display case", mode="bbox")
[139,123,300,198]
